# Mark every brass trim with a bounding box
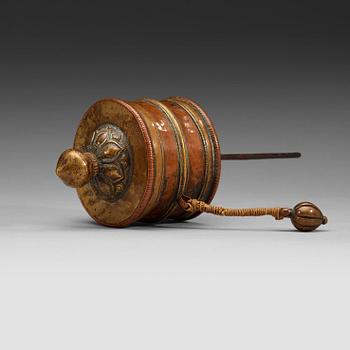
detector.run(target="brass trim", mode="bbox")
[113,99,156,227]
[129,101,166,221]
[166,98,211,219]
[170,96,221,206]
[143,98,189,219]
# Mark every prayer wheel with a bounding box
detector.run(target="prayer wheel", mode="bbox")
[56,96,328,231]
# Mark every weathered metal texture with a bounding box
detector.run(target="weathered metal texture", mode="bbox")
[83,123,132,202]
[290,202,328,231]
[56,97,221,227]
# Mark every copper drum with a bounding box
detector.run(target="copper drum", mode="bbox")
[61,97,221,227]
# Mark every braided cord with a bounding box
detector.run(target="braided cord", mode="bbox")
[183,198,283,220]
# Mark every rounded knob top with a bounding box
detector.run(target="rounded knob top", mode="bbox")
[56,149,98,188]
[291,201,328,232]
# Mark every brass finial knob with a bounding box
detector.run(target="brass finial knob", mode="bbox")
[56,149,99,188]
[290,201,328,232]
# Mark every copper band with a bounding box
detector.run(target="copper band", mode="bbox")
[143,98,189,218]
[113,99,156,227]
[170,97,221,206]
[166,98,211,219]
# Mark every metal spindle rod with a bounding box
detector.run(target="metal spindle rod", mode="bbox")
[220,152,301,160]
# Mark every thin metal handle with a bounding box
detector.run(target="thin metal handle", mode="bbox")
[221,152,301,160]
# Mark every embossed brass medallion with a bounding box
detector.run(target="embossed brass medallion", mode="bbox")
[84,123,132,202]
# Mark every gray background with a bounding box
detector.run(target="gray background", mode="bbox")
[0,1,349,349]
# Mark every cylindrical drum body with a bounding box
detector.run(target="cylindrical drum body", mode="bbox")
[73,97,221,227]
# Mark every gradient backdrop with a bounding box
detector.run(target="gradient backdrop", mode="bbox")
[0,1,349,349]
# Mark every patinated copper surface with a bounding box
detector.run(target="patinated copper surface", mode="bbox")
[56,96,327,231]
[56,149,98,188]
[56,97,221,227]
[72,99,155,227]
[290,202,328,231]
